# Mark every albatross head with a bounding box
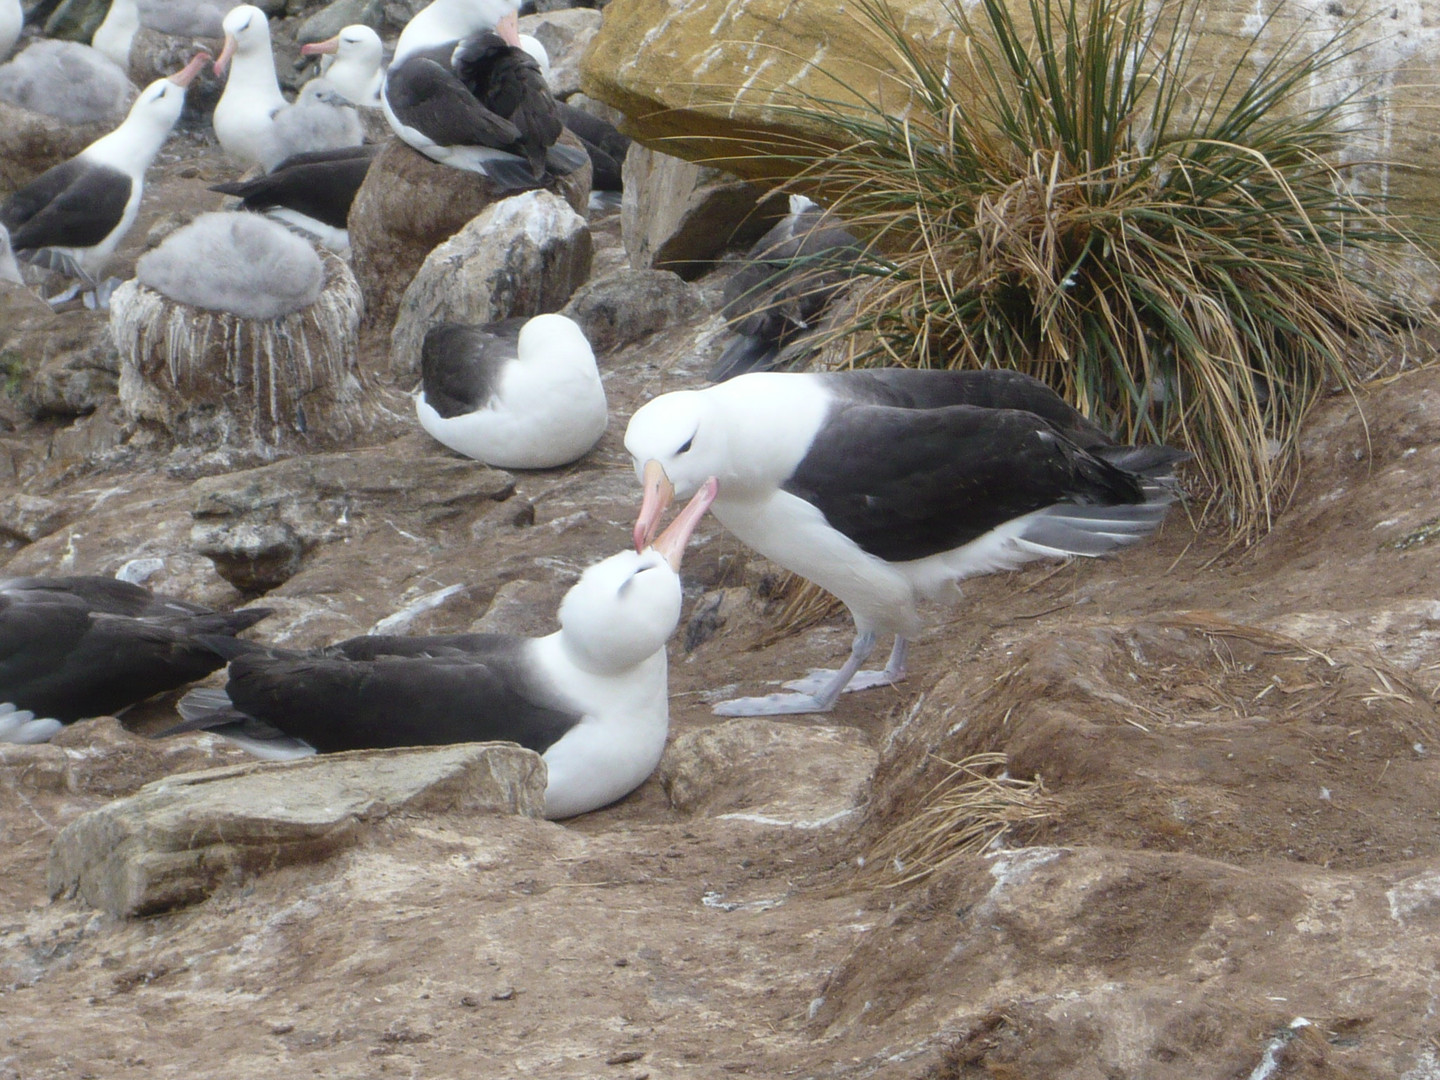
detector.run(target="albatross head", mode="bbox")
[214,4,270,76]
[627,391,735,551]
[558,480,717,674]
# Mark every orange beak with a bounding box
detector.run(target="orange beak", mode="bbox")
[300,35,340,56]
[649,478,718,572]
[170,50,211,87]
[213,33,236,76]
[634,459,676,553]
[495,10,521,46]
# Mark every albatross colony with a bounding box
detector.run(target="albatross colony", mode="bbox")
[626,368,1186,716]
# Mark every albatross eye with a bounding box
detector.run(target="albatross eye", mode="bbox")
[677,434,695,454]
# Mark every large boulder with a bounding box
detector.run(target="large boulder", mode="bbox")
[581,0,1438,212]
[519,7,602,99]
[348,136,592,335]
[620,144,785,278]
[388,189,593,378]
[560,267,703,353]
[0,101,109,194]
[48,743,547,917]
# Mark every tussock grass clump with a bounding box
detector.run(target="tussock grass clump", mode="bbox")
[866,752,1053,887]
[736,0,1440,538]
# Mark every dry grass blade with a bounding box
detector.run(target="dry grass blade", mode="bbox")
[866,752,1054,887]
[759,574,845,646]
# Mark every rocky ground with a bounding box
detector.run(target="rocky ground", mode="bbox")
[4,57,1440,1080]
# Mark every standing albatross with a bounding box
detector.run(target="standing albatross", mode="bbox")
[625,368,1186,716]
[160,482,718,819]
[0,51,208,306]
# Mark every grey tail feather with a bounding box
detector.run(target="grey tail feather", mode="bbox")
[544,143,589,175]
[194,633,276,661]
[209,179,251,196]
[155,687,242,737]
[709,334,780,383]
[480,156,548,192]
[158,691,310,757]
[1021,499,1175,557]
[1094,444,1190,480]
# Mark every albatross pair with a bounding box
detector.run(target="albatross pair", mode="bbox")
[627,368,1186,716]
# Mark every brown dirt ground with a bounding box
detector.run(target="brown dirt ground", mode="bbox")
[3,134,1440,1079]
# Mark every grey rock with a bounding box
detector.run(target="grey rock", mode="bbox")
[660,719,875,828]
[0,492,80,542]
[0,101,109,192]
[189,448,515,590]
[389,190,593,378]
[297,0,385,45]
[561,268,703,353]
[0,292,117,418]
[469,578,566,637]
[519,8,601,99]
[563,91,624,126]
[348,136,592,334]
[48,743,548,917]
[620,145,787,279]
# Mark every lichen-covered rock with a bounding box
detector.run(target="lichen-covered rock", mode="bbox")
[561,267,703,353]
[349,136,592,333]
[48,743,547,917]
[389,190,593,378]
[620,144,784,278]
[127,29,225,118]
[0,290,117,418]
[296,0,385,44]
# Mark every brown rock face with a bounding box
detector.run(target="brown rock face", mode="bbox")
[348,135,593,336]
[620,144,784,278]
[581,0,1438,214]
[0,102,109,195]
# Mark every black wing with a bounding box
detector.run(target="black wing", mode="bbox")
[210,144,378,230]
[823,369,1115,450]
[385,52,523,150]
[454,35,560,177]
[0,592,268,723]
[420,321,524,418]
[783,404,1150,563]
[1,159,131,252]
[221,643,580,755]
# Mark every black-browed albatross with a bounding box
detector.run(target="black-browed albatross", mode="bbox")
[0,575,270,744]
[159,481,719,820]
[0,50,209,306]
[625,368,1186,716]
[381,0,586,189]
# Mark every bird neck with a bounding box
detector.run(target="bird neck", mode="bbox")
[82,109,173,179]
[230,41,287,109]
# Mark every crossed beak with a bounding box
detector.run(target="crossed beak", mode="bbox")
[648,478,718,572]
[169,51,211,87]
[495,10,521,46]
[300,35,340,57]
[634,459,676,552]
[214,34,237,76]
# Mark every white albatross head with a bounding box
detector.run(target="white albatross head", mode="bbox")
[214,4,271,76]
[558,478,717,674]
[83,51,210,172]
[626,390,739,551]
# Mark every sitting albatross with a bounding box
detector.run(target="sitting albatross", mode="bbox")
[381,0,587,189]
[0,575,269,743]
[625,368,1186,716]
[159,482,717,819]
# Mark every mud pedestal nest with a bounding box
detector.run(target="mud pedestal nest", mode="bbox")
[111,250,382,453]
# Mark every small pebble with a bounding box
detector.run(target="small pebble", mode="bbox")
[606,1050,646,1065]
[269,1022,294,1035]
[459,996,479,1008]
[614,958,629,967]
[491,986,516,1001]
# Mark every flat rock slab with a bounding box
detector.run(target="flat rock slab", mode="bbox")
[48,743,546,918]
